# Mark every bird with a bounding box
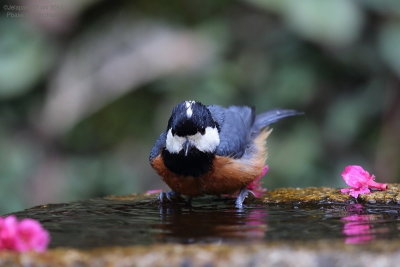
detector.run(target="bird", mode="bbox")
[149,100,301,208]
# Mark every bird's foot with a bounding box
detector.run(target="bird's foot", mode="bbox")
[159,191,182,203]
[185,196,193,207]
[159,191,193,206]
[235,188,255,209]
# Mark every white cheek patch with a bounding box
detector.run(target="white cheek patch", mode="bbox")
[165,126,220,154]
[166,129,185,154]
[189,127,220,153]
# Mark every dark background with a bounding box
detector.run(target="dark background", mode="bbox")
[0,0,399,214]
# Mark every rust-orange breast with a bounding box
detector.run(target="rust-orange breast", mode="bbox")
[150,129,271,196]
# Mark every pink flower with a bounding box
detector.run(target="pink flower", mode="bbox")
[0,216,50,252]
[145,189,163,194]
[247,165,269,198]
[340,165,387,198]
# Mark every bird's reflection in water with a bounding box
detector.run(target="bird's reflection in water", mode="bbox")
[156,201,268,244]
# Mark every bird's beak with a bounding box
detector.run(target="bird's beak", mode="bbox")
[184,139,190,156]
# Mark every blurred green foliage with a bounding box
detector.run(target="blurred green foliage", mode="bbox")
[0,0,399,214]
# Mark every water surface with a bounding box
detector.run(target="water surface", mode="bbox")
[9,196,400,248]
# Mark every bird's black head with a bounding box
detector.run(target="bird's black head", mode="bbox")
[168,101,218,135]
[162,100,220,177]
[166,100,220,155]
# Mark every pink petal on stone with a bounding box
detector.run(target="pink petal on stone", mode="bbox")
[0,216,50,252]
[16,219,50,252]
[341,187,371,198]
[146,189,163,194]
[367,178,387,190]
[341,165,371,188]
[0,216,18,250]
[340,165,387,198]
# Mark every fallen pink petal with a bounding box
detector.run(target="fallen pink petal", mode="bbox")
[0,216,50,252]
[145,189,163,194]
[340,187,371,198]
[340,165,387,198]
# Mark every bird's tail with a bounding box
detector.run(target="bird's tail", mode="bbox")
[251,109,303,136]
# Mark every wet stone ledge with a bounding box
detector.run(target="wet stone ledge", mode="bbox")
[260,184,400,205]
[106,183,400,205]
[1,185,400,267]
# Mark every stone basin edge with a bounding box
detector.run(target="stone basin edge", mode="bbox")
[2,185,400,266]
[1,242,400,267]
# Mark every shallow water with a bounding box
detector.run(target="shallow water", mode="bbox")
[9,196,400,248]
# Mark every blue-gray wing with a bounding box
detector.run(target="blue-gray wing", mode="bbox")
[149,131,167,161]
[208,105,255,158]
[251,109,303,137]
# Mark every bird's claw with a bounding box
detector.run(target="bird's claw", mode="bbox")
[159,191,183,203]
[235,188,255,209]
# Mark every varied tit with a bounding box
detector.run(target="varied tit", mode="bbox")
[149,100,301,208]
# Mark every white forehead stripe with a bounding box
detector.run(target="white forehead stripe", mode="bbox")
[185,100,195,118]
